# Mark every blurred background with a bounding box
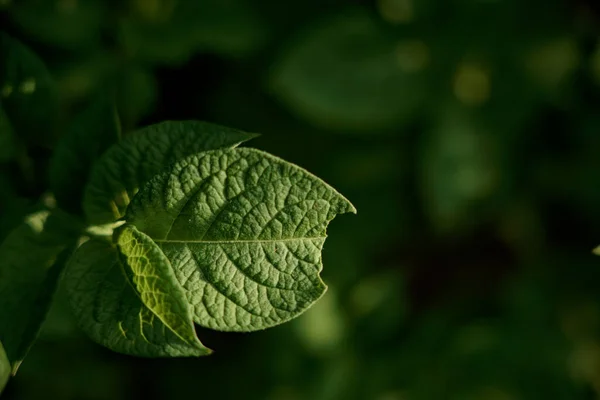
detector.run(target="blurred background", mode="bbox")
[2,0,600,398]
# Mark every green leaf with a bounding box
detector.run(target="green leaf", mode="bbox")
[269,9,429,132]
[0,210,77,373]
[8,0,104,51]
[0,341,9,394]
[419,106,506,233]
[119,0,267,64]
[82,121,258,225]
[50,94,121,215]
[126,148,356,331]
[115,65,157,130]
[0,33,60,147]
[115,224,208,353]
[64,239,210,357]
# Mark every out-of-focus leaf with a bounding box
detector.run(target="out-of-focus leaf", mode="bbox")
[115,225,209,354]
[270,9,430,132]
[0,33,60,147]
[8,0,105,50]
[295,286,345,354]
[420,106,507,233]
[0,171,35,242]
[350,270,406,340]
[524,37,580,98]
[120,0,267,65]
[55,52,116,103]
[0,210,78,374]
[115,65,157,130]
[0,341,8,394]
[0,106,17,162]
[376,0,438,24]
[50,94,120,215]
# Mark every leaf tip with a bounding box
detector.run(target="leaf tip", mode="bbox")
[338,198,357,215]
[593,245,600,256]
[246,132,262,140]
[348,202,357,215]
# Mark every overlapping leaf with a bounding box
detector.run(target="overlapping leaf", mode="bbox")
[115,224,208,352]
[64,238,210,357]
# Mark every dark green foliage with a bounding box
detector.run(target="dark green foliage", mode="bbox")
[1,0,600,398]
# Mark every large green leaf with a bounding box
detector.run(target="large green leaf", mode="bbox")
[49,94,121,214]
[83,121,256,224]
[0,210,77,373]
[0,33,60,147]
[83,121,257,225]
[126,148,356,331]
[64,239,210,357]
[269,9,429,132]
[0,341,8,394]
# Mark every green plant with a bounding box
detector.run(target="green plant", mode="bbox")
[0,40,355,395]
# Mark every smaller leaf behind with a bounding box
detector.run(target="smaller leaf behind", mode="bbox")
[83,120,258,225]
[64,239,211,357]
[0,210,78,373]
[49,93,121,214]
[114,224,207,352]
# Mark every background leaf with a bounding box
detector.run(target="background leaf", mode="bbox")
[0,106,17,162]
[269,8,429,132]
[127,148,356,331]
[82,120,257,225]
[0,210,78,373]
[115,65,157,131]
[7,0,105,51]
[49,93,121,215]
[0,33,60,147]
[119,0,267,65]
[0,341,9,394]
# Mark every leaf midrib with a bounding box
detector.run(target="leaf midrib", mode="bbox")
[154,237,326,244]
